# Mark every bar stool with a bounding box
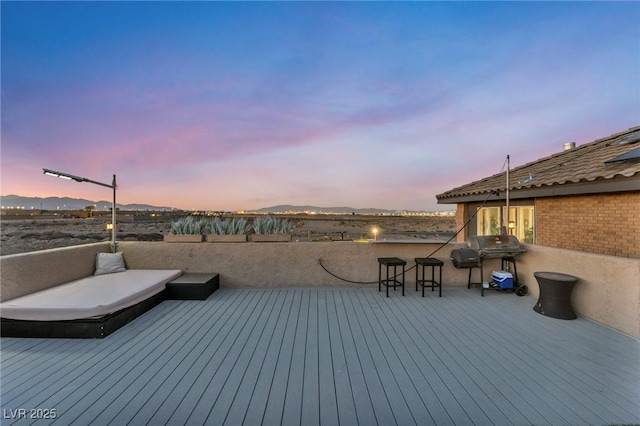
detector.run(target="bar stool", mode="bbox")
[378,257,406,297]
[415,257,443,297]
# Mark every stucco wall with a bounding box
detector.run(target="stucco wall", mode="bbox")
[2,241,638,338]
[118,241,472,288]
[516,244,640,338]
[0,242,110,302]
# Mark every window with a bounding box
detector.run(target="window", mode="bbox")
[477,206,535,243]
[505,206,535,243]
[477,207,501,236]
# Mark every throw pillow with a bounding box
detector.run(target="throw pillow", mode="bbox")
[94,252,127,276]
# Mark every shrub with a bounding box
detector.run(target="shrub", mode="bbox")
[169,216,207,235]
[252,216,293,234]
[207,217,251,235]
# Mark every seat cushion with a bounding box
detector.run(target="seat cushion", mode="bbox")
[0,269,182,321]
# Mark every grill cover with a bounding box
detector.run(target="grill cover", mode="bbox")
[467,235,527,258]
[450,248,480,268]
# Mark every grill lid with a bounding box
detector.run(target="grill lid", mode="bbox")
[450,248,480,268]
[467,235,520,250]
[467,235,527,258]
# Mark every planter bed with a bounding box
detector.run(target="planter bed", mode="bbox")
[206,234,247,243]
[250,234,291,242]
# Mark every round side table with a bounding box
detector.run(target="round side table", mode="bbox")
[533,271,579,320]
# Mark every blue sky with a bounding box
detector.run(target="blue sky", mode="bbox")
[2,1,638,211]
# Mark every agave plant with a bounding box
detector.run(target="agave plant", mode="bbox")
[252,216,293,234]
[227,217,251,235]
[207,217,250,235]
[169,216,207,235]
[206,217,225,235]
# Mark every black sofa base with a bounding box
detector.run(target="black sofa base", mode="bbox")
[1,291,166,339]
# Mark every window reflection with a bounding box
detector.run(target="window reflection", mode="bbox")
[477,206,534,243]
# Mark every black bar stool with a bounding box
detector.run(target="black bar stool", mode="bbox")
[378,257,406,297]
[415,257,443,297]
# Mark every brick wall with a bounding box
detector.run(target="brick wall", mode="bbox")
[535,192,640,259]
[455,203,467,242]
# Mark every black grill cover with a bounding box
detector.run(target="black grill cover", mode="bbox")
[450,248,480,268]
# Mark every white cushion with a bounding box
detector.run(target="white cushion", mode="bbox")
[95,252,126,276]
[0,269,182,321]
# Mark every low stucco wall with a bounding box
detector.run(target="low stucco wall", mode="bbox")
[2,240,639,338]
[516,244,640,339]
[118,241,471,288]
[0,242,110,302]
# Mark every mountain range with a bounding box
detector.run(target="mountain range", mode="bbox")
[1,195,436,214]
[0,195,174,211]
[255,205,412,214]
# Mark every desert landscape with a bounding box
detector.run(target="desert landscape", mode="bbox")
[0,214,457,256]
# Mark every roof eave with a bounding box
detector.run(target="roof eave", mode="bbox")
[436,177,640,204]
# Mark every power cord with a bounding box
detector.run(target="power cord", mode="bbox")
[317,260,380,285]
[317,189,499,284]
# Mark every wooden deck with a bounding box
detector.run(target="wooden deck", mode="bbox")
[2,287,639,425]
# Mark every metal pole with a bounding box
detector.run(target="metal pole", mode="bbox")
[43,168,118,250]
[506,155,510,234]
[112,174,117,252]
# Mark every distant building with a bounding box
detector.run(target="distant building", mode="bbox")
[436,126,640,259]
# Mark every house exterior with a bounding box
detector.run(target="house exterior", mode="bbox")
[436,126,640,259]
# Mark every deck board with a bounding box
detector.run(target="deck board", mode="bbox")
[222,290,287,424]
[342,290,398,425]
[239,290,294,425]
[316,290,339,426]
[388,296,491,425]
[1,287,639,426]
[433,295,604,425]
[261,290,301,425]
[414,295,569,425]
[280,289,308,426]
[332,290,378,426]
[107,292,244,424]
[175,290,274,424]
[358,290,434,425]
[460,294,636,424]
[362,291,452,425]
[348,290,417,426]
[325,291,359,426]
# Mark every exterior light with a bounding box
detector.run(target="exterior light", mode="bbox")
[508,221,515,234]
[44,170,73,180]
[372,227,379,240]
[43,168,118,252]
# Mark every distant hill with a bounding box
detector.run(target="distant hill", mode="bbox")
[1,196,445,215]
[0,195,174,211]
[254,204,425,214]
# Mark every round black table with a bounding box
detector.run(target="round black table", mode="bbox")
[533,271,579,320]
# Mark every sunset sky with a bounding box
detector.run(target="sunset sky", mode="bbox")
[2,2,639,211]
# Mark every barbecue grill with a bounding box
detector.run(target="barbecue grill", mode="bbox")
[450,248,480,268]
[451,235,527,296]
[467,235,527,258]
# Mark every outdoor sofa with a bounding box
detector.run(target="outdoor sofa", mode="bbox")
[0,252,181,338]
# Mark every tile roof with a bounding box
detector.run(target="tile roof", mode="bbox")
[437,126,640,202]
